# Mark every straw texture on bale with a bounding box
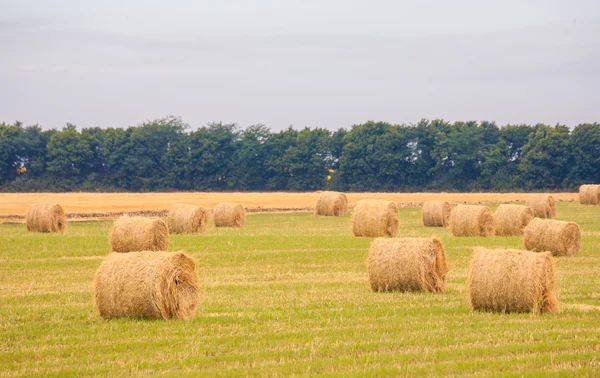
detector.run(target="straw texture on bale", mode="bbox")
[494,204,534,236]
[523,218,581,256]
[368,237,448,293]
[110,216,169,253]
[448,205,495,237]
[579,184,600,205]
[468,248,559,314]
[94,251,201,320]
[166,204,210,234]
[421,200,452,227]
[314,191,348,216]
[526,194,558,218]
[25,203,67,233]
[213,202,246,228]
[351,199,399,237]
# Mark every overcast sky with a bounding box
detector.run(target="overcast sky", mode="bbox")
[1,0,599,130]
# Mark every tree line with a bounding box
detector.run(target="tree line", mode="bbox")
[1,116,598,192]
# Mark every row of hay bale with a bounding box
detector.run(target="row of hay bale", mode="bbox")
[367,237,559,314]
[24,202,246,234]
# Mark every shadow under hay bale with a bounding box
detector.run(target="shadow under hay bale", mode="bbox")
[421,200,452,227]
[25,203,67,233]
[494,204,534,236]
[468,248,559,314]
[314,191,348,216]
[523,218,581,256]
[526,194,558,218]
[449,205,495,237]
[94,251,201,320]
[351,199,399,237]
[213,202,246,228]
[368,237,448,293]
[166,204,210,234]
[579,184,600,205]
[110,216,169,252]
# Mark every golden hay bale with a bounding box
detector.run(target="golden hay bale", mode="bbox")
[448,205,495,237]
[494,204,534,236]
[94,251,201,320]
[351,199,399,237]
[213,202,246,228]
[166,204,210,234]
[526,194,558,218]
[523,218,581,256]
[421,200,452,227]
[368,237,448,293]
[314,191,348,216]
[468,248,559,314]
[579,184,600,205]
[110,216,169,253]
[25,203,67,233]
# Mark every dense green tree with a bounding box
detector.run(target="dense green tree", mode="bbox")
[568,123,600,187]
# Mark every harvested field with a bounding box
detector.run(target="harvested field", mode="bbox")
[0,199,598,376]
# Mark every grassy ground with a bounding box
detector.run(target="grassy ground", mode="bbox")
[1,203,599,376]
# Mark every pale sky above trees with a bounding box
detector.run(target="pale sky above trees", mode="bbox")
[1,0,599,130]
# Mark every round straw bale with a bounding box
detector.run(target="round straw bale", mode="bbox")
[494,204,534,236]
[110,216,169,252]
[468,248,559,314]
[213,202,246,228]
[25,203,67,233]
[421,200,452,227]
[526,194,558,218]
[166,204,210,234]
[94,251,201,320]
[368,237,448,293]
[314,191,348,216]
[579,184,600,205]
[448,205,495,237]
[351,199,399,237]
[523,218,581,256]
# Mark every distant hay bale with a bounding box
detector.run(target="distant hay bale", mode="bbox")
[368,237,448,293]
[94,251,201,320]
[526,194,558,218]
[213,202,246,228]
[166,204,210,234]
[579,184,600,205]
[448,205,495,237]
[315,191,348,216]
[421,201,452,227]
[25,203,67,233]
[523,218,581,256]
[110,216,169,252]
[351,199,399,237]
[468,248,559,314]
[494,204,534,236]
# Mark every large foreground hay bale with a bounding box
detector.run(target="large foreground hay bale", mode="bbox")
[94,251,201,320]
[25,203,67,233]
[526,194,558,218]
[110,216,169,252]
[468,248,559,314]
[213,202,246,227]
[368,237,448,293]
[166,204,210,234]
[448,205,495,236]
[523,218,581,256]
[421,201,452,227]
[315,191,348,216]
[351,199,399,237]
[579,184,600,205]
[494,204,534,236]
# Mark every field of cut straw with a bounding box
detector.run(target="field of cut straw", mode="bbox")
[1,200,599,376]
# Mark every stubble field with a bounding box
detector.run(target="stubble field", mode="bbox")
[0,194,599,376]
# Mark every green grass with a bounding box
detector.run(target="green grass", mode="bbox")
[1,203,599,376]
